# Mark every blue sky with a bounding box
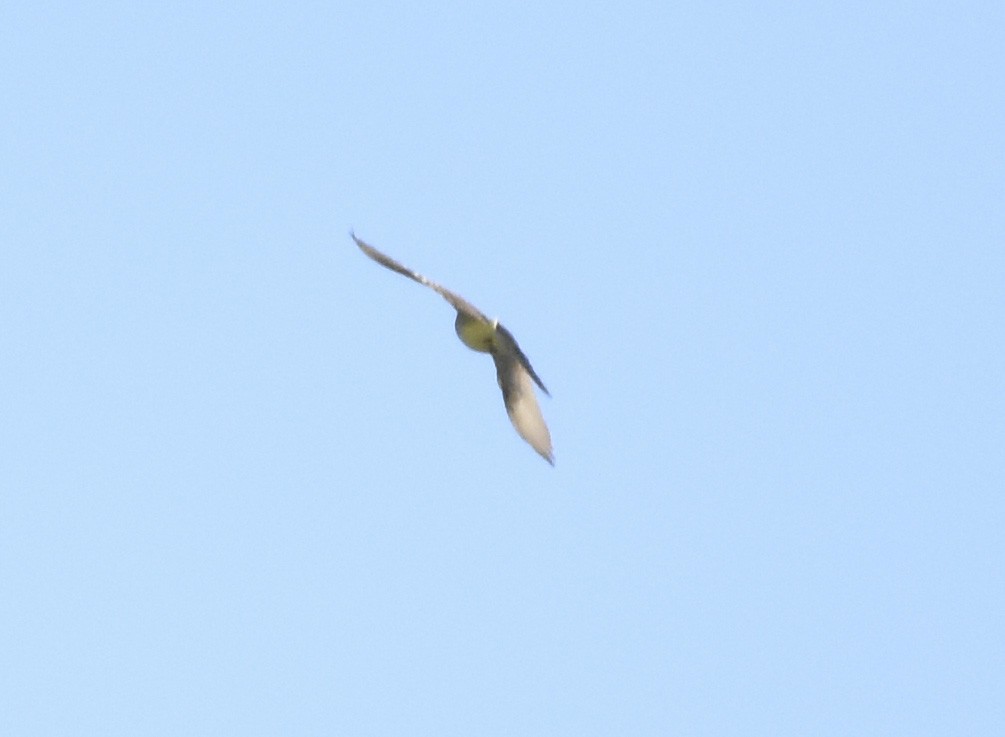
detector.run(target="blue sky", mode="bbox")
[2,2,1002,734]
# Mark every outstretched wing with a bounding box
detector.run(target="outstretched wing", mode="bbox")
[492,349,554,465]
[352,233,488,322]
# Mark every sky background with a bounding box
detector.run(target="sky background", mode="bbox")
[2,2,1002,735]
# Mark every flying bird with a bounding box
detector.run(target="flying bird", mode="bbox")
[352,233,554,464]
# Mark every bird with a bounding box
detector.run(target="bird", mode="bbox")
[352,233,554,464]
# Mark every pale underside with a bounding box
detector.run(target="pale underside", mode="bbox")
[353,233,553,464]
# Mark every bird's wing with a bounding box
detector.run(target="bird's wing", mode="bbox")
[494,323,549,395]
[352,233,488,322]
[492,349,554,464]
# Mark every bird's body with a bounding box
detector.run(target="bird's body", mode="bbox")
[454,312,497,353]
[352,233,554,464]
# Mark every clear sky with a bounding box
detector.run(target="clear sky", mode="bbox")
[3,2,1002,735]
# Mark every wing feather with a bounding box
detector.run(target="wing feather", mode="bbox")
[493,350,554,464]
[493,323,549,396]
[352,233,487,321]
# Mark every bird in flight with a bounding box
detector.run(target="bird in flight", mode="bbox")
[352,233,554,464]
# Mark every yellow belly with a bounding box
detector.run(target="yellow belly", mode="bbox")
[454,313,496,353]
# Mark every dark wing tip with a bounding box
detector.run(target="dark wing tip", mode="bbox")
[350,231,370,251]
[351,232,392,267]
